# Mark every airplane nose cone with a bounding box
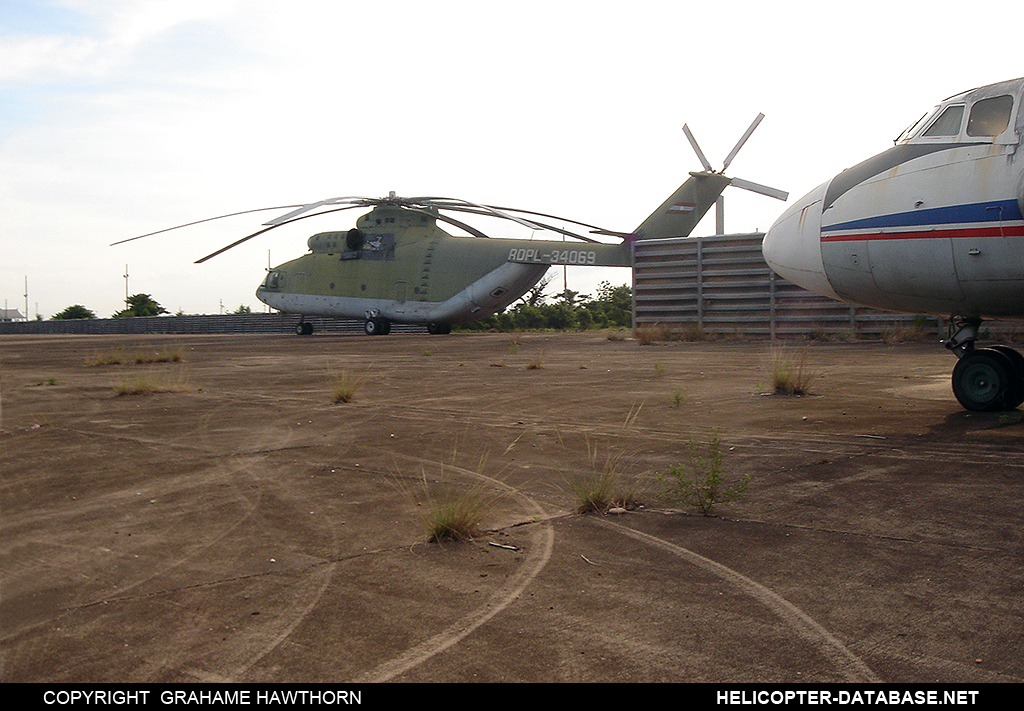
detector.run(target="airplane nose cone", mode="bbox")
[762,181,839,300]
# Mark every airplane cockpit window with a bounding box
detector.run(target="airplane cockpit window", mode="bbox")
[966,95,1013,137]
[895,112,929,143]
[922,105,965,137]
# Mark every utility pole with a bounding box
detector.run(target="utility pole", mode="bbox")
[124,264,129,305]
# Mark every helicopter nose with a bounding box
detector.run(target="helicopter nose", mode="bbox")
[761,181,840,300]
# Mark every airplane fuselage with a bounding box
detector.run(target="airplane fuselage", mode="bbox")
[762,77,1024,411]
[763,78,1024,321]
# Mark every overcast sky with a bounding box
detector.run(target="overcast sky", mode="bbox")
[2,0,1020,318]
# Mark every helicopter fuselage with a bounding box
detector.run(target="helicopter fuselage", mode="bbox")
[256,204,631,326]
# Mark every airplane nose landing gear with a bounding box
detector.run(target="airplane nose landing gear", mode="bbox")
[947,318,1024,411]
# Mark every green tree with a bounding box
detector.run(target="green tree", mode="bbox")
[113,294,168,318]
[232,304,252,314]
[51,304,97,320]
[583,281,632,328]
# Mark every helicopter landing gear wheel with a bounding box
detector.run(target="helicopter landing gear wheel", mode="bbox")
[364,317,390,336]
[952,347,1020,411]
[295,321,313,336]
[426,322,451,335]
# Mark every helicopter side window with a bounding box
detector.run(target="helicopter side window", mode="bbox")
[922,105,965,137]
[966,95,1013,137]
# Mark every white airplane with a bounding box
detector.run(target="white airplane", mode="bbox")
[763,77,1024,412]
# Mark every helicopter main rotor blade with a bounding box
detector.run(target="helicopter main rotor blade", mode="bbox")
[682,124,714,173]
[194,204,367,263]
[729,177,788,202]
[423,201,600,242]
[429,211,494,240]
[419,197,549,231]
[111,205,306,246]
[721,113,765,174]
[477,204,621,238]
[263,197,376,226]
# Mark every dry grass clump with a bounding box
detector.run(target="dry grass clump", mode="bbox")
[329,370,367,403]
[563,440,643,514]
[415,445,512,543]
[387,437,514,543]
[88,347,184,366]
[635,322,717,344]
[423,488,492,542]
[115,369,194,396]
[635,323,673,345]
[768,344,813,396]
[133,348,183,364]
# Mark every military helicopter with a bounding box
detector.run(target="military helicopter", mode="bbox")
[121,117,786,336]
[763,77,1024,411]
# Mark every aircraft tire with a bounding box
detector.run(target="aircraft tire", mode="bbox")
[295,322,313,336]
[364,318,388,336]
[427,323,451,335]
[988,345,1024,408]
[952,348,1017,411]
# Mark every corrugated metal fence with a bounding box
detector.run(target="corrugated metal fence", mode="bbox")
[633,233,944,339]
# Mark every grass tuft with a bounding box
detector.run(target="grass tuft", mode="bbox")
[768,344,813,396]
[88,347,184,366]
[329,370,366,403]
[115,369,194,396]
[423,489,491,542]
[563,440,643,514]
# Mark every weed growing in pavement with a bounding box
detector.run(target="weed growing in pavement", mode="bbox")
[563,439,643,514]
[88,347,184,366]
[623,401,644,429]
[768,344,814,396]
[329,370,367,403]
[657,430,749,516]
[423,484,493,542]
[393,437,518,543]
[115,368,194,396]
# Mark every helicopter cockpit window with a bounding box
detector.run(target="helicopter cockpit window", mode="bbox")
[922,105,965,137]
[966,95,1013,137]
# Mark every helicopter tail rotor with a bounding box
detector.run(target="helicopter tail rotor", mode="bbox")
[632,115,787,240]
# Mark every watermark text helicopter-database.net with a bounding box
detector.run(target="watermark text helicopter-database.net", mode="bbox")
[717,689,980,706]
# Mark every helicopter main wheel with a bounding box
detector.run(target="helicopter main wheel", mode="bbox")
[951,347,1020,411]
[426,322,451,335]
[295,321,314,336]
[364,317,390,336]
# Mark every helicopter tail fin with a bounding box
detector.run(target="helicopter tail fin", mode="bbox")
[631,172,731,241]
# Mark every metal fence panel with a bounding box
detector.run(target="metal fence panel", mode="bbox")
[633,233,947,339]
